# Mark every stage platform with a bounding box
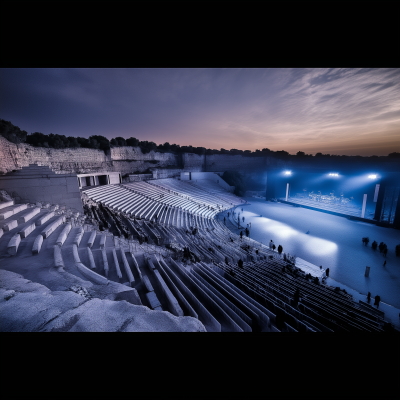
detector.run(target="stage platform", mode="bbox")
[279,198,378,225]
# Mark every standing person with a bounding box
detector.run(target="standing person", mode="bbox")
[326,268,330,277]
[269,240,274,249]
[374,295,381,308]
[383,260,386,267]
[367,292,371,303]
[224,216,226,225]
[240,231,243,239]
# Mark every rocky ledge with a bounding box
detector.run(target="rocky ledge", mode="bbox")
[0,269,206,332]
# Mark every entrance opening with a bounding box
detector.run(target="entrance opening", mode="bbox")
[98,175,108,185]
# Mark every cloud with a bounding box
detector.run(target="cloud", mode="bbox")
[0,68,399,155]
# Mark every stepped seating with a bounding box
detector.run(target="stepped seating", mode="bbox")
[216,258,384,332]
[0,204,28,220]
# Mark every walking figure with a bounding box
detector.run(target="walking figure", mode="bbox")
[367,292,371,304]
[383,260,386,267]
[224,217,226,225]
[240,231,243,239]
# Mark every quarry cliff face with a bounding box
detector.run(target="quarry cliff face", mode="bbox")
[0,136,180,175]
[0,135,285,176]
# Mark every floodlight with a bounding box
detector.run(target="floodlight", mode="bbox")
[284,171,291,175]
[368,174,377,179]
[328,173,339,177]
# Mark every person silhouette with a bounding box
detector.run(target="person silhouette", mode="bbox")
[367,292,371,303]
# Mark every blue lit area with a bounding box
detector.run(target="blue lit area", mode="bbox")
[237,198,400,310]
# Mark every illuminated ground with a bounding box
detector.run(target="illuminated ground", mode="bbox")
[224,198,400,312]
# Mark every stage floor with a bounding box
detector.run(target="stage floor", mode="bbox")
[222,197,400,311]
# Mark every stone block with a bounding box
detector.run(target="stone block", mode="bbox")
[41,216,65,239]
[7,233,21,256]
[101,249,109,275]
[146,291,162,310]
[56,223,72,246]
[17,207,40,224]
[87,231,96,248]
[0,200,14,210]
[142,275,154,292]
[32,234,43,254]
[153,269,184,317]
[99,234,106,249]
[35,211,55,226]
[113,289,142,306]
[0,210,14,220]
[120,249,135,285]
[75,262,108,285]
[54,245,65,271]
[72,244,81,263]
[112,248,122,279]
[86,247,96,269]
[19,222,36,238]
[3,219,18,232]
[73,227,84,246]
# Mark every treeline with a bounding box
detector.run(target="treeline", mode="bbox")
[1,118,400,158]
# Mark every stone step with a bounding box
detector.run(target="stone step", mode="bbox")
[7,233,21,256]
[0,204,28,220]
[16,207,41,224]
[0,200,14,210]
[19,221,36,238]
[35,211,55,226]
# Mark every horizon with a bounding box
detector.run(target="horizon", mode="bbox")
[1,68,399,156]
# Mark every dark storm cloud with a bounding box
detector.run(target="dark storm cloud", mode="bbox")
[1,68,399,155]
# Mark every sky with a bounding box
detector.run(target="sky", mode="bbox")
[1,68,399,156]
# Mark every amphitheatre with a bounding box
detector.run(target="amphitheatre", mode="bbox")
[1,126,400,332]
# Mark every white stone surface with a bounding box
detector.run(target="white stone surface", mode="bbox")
[73,227,84,246]
[41,216,65,239]
[2,219,18,232]
[0,200,14,210]
[87,230,96,248]
[35,211,55,226]
[54,245,65,271]
[7,233,21,256]
[112,248,122,279]
[19,222,36,238]
[32,234,43,254]
[17,207,40,224]
[86,247,96,269]
[99,234,106,249]
[56,223,72,246]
